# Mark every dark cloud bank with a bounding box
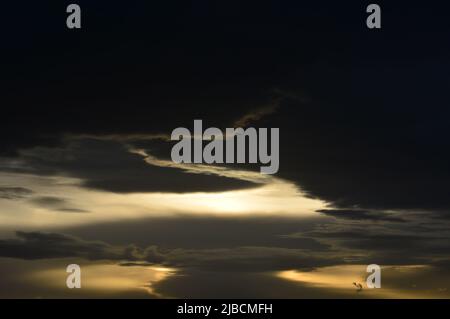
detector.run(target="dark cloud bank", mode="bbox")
[1,2,450,212]
[0,230,337,272]
[0,187,33,200]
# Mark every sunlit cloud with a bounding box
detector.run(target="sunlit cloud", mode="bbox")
[277,265,450,298]
[29,262,177,298]
[0,164,327,229]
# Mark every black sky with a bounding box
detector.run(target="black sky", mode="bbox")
[2,1,450,211]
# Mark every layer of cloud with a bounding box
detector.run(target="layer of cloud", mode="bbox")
[316,209,406,223]
[28,196,90,213]
[1,138,258,194]
[0,231,338,272]
[2,2,450,214]
[0,187,33,200]
[0,231,138,261]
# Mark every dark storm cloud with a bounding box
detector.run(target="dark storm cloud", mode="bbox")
[427,211,450,221]
[266,87,450,212]
[316,209,406,223]
[161,246,342,272]
[0,231,139,261]
[63,216,329,250]
[28,196,90,213]
[29,196,67,207]
[0,187,33,200]
[62,215,450,271]
[1,1,277,156]
[56,208,91,213]
[0,213,444,274]
[2,138,257,193]
[62,217,338,271]
[295,218,450,266]
[2,1,449,214]
[0,230,340,272]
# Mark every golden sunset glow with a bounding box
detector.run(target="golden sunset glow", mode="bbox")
[0,170,327,229]
[277,265,450,298]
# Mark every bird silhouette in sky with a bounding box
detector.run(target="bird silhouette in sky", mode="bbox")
[353,282,363,292]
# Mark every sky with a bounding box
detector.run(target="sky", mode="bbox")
[0,1,450,298]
